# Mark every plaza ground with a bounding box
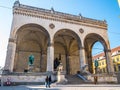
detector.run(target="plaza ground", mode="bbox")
[0,84,120,90]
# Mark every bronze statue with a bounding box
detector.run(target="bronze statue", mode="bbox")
[28,54,34,65]
[54,58,60,70]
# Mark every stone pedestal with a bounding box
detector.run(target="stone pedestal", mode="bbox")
[57,71,67,83]
[28,65,34,72]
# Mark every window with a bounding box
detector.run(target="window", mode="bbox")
[99,62,101,66]
[117,58,119,62]
[114,65,116,72]
[103,68,106,73]
[118,50,120,53]
[100,69,102,73]
[113,59,115,63]
[118,65,120,71]
[102,62,104,65]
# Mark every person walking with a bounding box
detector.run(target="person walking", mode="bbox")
[45,76,49,88]
[48,75,52,88]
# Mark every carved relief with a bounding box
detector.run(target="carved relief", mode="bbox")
[79,28,84,34]
[49,23,55,29]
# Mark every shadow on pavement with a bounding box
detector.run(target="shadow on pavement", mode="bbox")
[0,86,61,90]
[23,85,61,90]
[26,87,61,90]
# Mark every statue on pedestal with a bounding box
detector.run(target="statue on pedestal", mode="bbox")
[29,54,34,65]
[28,54,34,72]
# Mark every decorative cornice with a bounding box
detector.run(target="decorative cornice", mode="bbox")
[13,4,107,29]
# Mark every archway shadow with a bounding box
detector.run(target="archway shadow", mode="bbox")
[23,85,61,90]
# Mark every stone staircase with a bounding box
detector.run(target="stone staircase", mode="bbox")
[65,75,92,84]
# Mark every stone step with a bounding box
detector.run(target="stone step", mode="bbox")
[65,75,92,84]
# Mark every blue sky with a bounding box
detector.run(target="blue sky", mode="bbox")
[0,0,120,67]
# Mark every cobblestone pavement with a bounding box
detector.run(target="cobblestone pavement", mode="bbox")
[0,84,120,90]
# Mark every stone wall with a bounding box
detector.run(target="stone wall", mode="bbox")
[86,74,117,83]
[1,72,57,85]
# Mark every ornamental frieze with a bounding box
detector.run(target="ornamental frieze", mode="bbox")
[13,4,107,29]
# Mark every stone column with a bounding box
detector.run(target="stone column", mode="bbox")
[40,51,46,72]
[4,38,16,72]
[39,52,42,72]
[46,42,54,72]
[105,49,114,74]
[66,54,70,74]
[79,47,86,71]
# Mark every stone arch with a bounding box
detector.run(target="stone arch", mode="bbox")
[15,23,50,42]
[14,23,50,72]
[53,29,82,49]
[53,29,82,74]
[84,33,110,73]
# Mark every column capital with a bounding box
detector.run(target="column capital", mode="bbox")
[48,42,54,47]
[80,47,84,50]
[9,38,16,43]
[104,49,111,52]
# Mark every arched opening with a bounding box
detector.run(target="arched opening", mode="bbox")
[14,23,50,72]
[53,29,81,75]
[84,33,108,74]
[92,41,107,74]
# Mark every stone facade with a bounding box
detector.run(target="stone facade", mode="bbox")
[4,1,114,75]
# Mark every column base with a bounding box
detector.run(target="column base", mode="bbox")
[2,70,11,74]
